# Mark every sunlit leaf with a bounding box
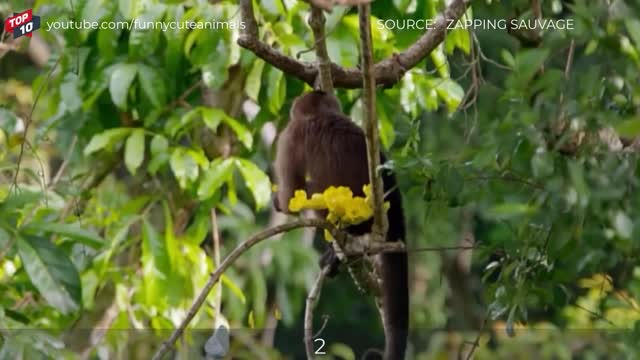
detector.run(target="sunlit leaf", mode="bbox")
[245,59,265,101]
[222,116,253,150]
[267,67,286,114]
[170,147,199,188]
[17,236,81,314]
[485,203,537,220]
[21,222,104,249]
[84,128,132,155]
[221,274,247,304]
[109,63,137,109]
[138,64,166,107]
[615,118,640,138]
[125,129,145,175]
[235,158,271,209]
[198,158,234,200]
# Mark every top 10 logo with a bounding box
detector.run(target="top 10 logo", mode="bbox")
[4,9,41,39]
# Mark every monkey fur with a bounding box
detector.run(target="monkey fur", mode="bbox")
[273,90,408,360]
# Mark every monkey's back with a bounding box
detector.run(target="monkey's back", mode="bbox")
[303,112,370,197]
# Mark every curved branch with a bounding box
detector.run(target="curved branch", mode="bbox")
[151,218,345,360]
[238,0,471,89]
[304,265,332,359]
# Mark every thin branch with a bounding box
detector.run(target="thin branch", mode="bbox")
[152,218,344,360]
[210,208,223,328]
[463,315,487,360]
[238,0,471,89]
[358,3,387,238]
[574,304,617,327]
[313,315,330,338]
[12,56,61,193]
[309,5,334,91]
[49,136,77,188]
[304,265,332,359]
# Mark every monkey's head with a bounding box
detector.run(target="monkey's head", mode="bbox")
[290,90,342,121]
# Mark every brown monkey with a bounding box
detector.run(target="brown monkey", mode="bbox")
[273,90,408,360]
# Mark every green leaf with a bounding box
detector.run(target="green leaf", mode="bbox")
[221,274,247,304]
[142,219,171,275]
[60,73,82,112]
[625,18,640,49]
[433,79,464,112]
[515,49,550,83]
[0,227,9,250]
[245,59,265,101]
[235,158,271,209]
[129,29,159,60]
[118,0,138,19]
[201,107,224,132]
[125,129,145,175]
[17,236,81,314]
[170,147,199,189]
[613,211,633,239]
[506,306,516,337]
[261,0,284,15]
[531,151,554,178]
[329,343,355,360]
[21,222,104,249]
[137,64,166,107]
[615,118,640,138]
[84,128,132,155]
[109,63,138,109]
[222,116,253,150]
[97,28,121,61]
[150,134,169,155]
[267,67,286,114]
[485,203,537,220]
[198,158,234,200]
[430,45,450,78]
[149,136,169,175]
[199,107,252,149]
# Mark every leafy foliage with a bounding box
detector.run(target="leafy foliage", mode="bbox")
[1,0,640,358]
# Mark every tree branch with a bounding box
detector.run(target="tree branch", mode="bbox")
[151,218,345,360]
[304,265,332,359]
[358,3,387,238]
[309,5,334,91]
[238,0,471,89]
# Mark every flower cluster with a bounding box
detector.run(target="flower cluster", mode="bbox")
[289,183,388,230]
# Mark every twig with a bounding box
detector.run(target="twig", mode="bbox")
[358,3,387,238]
[11,56,61,193]
[304,265,332,359]
[313,315,330,338]
[166,80,203,110]
[309,5,334,91]
[238,0,471,88]
[210,208,223,327]
[50,135,77,188]
[463,315,487,360]
[151,218,344,360]
[574,304,617,327]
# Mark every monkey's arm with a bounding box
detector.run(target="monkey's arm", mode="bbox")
[273,128,305,213]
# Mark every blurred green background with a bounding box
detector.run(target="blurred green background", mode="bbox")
[1,0,640,359]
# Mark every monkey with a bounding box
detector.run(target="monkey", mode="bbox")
[273,90,408,360]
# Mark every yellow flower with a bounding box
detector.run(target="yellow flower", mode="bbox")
[286,185,377,228]
[323,229,334,242]
[288,190,309,212]
[363,184,372,199]
[307,193,327,209]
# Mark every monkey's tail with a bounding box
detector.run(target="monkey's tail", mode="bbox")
[381,249,408,360]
